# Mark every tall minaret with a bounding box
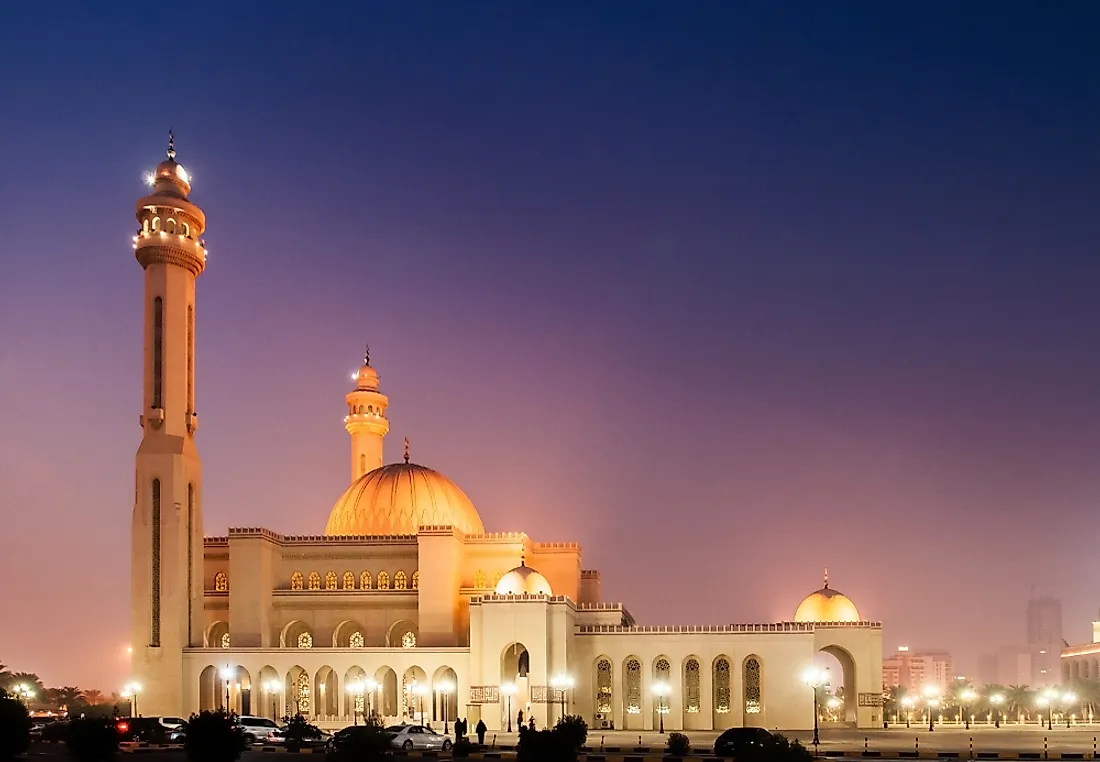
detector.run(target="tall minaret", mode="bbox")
[345,347,389,481]
[131,134,207,717]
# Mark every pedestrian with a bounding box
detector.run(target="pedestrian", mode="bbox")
[528,717,535,731]
[476,719,487,745]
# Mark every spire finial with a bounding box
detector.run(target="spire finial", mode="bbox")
[520,552,526,567]
[167,129,176,160]
[363,344,371,367]
[823,567,829,589]
[403,437,410,464]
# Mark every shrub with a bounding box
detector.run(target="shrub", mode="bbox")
[516,728,576,762]
[280,714,323,753]
[739,733,813,762]
[666,732,690,757]
[554,715,587,751]
[183,710,248,762]
[453,738,475,758]
[64,717,118,762]
[0,695,31,760]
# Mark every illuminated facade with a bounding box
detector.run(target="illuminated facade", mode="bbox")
[129,139,883,730]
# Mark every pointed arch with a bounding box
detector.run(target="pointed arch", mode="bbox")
[474,570,486,588]
[291,571,303,590]
[214,572,227,592]
[360,571,372,589]
[377,571,389,589]
[623,656,642,729]
[412,570,419,590]
[683,655,702,728]
[325,571,337,590]
[594,656,613,714]
[742,655,762,717]
[712,655,732,729]
[394,571,408,590]
[308,572,321,590]
[343,571,355,590]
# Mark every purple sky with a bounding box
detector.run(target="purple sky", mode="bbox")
[2,2,1099,692]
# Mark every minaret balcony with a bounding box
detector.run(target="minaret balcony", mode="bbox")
[134,231,208,275]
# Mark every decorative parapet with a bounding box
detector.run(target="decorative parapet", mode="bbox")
[533,541,582,551]
[581,569,600,579]
[227,527,281,542]
[576,602,635,626]
[1061,643,1100,657]
[418,524,463,537]
[578,621,879,634]
[281,533,417,545]
[203,536,228,547]
[465,532,529,542]
[471,593,576,607]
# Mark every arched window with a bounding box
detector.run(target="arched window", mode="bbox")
[325,571,337,590]
[491,570,503,587]
[367,406,373,415]
[358,454,366,475]
[343,571,355,590]
[474,570,486,588]
[142,218,150,235]
[307,572,321,591]
[165,218,176,234]
[220,632,230,649]
[378,571,389,590]
[349,631,364,648]
[298,632,313,649]
[684,659,701,713]
[743,657,762,714]
[150,479,161,647]
[152,217,161,232]
[713,658,731,714]
[655,658,670,681]
[360,571,372,589]
[214,572,227,592]
[401,631,416,649]
[596,659,613,713]
[291,572,303,590]
[411,570,419,590]
[394,571,408,590]
[152,297,163,409]
[625,659,641,714]
[182,222,190,237]
[296,672,310,713]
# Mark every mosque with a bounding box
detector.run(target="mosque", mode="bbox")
[129,138,883,731]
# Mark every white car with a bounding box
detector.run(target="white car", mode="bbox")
[387,724,452,751]
[237,716,280,741]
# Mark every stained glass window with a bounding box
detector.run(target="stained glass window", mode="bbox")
[291,572,303,590]
[714,658,731,714]
[744,657,761,714]
[685,659,700,713]
[625,658,641,714]
[596,659,613,713]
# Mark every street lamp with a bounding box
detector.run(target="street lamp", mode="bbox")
[364,677,379,719]
[901,696,914,728]
[501,682,517,732]
[1039,688,1060,731]
[13,684,34,706]
[801,666,829,748]
[652,681,671,734]
[220,666,234,713]
[263,680,281,720]
[122,682,142,717]
[347,680,364,725]
[922,685,940,732]
[989,693,1004,728]
[1063,692,1077,729]
[550,675,574,722]
[435,680,454,735]
[414,684,429,727]
[960,688,977,729]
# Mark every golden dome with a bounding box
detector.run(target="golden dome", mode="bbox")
[495,561,552,596]
[793,570,861,622]
[325,461,484,536]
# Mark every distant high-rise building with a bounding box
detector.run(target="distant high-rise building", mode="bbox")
[882,646,954,693]
[1027,596,1063,685]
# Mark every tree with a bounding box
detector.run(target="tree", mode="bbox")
[82,690,105,706]
[0,693,31,759]
[2,674,44,701]
[184,710,248,762]
[56,687,87,711]
[1006,685,1034,722]
[65,716,119,761]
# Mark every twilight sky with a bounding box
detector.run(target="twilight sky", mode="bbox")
[1,2,1099,692]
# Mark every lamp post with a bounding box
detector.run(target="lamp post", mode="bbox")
[220,666,234,713]
[901,696,914,728]
[122,682,142,717]
[1063,692,1077,729]
[365,677,379,720]
[652,681,670,734]
[1040,689,1059,731]
[14,685,34,707]
[922,685,940,732]
[263,680,281,720]
[501,683,517,732]
[550,675,573,722]
[960,688,977,730]
[347,680,364,725]
[990,693,1004,728]
[435,680,454,735]
[801,666,829,748]
[414,684,429,727]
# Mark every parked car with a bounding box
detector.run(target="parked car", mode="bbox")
[387,724,452,751]
[237,716,280,742]
[266,724,331,747]
[116,716,186,742]
[713,727,774,757]
[325,725,395,760]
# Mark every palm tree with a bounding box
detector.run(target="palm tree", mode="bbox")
[1071,679,1100,721]
[5,672,45,699]
[55,687,85,710]
[82,689,105,706]
[1007,685,1034,722]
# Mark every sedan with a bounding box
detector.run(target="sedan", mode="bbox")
[713,727,774,757]
[387,725,452,751]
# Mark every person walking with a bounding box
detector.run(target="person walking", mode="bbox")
[476,719,487,745]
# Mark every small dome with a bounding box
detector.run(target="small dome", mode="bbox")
[793,570,861,622]
[496,562,552,596]
[325,462,484,536]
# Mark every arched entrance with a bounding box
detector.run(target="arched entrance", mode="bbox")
[818,645,857,725]
[258,665,281,720]
[198,666,218,712]
[315,666,338,718]
[501,642,530,727]
[651,656,671,730]
[402,666,428,723]
[432,666,459,727]
[286,665,310,717]
[376,666,398,719]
